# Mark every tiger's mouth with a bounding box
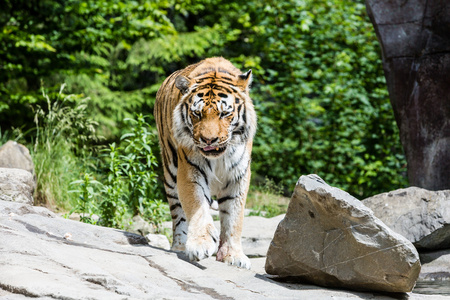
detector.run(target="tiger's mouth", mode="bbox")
[200,145,227,157]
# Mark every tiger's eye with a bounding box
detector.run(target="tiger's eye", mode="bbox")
[192,111,201,118]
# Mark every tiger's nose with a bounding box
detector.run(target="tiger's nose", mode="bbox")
[200,136,219,145]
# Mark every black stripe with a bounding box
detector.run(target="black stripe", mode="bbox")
[183,126,192,136]
[233,126,245,135]
[205,193,212,206]
[171,214,178,220]
[229,148,246,170]
[214,85,233,93]
[220,210,229,214]
[211,234,217,244]
[215,82,234,88]
[168,141,178,169]
[225,159,250,189]
[196,76,215,82]
[170,203,182,211]
[191,181,211,205]
[158,104,165,138]
[181,103,187,125]
[183,102,192,127]
[220,75,234,81]
[166,193,179,200]
[164,164,177,184]
[163,178,175,190]
[217,195,236,204]
[237,104,242,116]
[162,148,170,170]
[204,158,212,171]
[175,218,186,227]
[184,153,209,186]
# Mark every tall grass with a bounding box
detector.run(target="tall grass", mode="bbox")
[32,84,99,210]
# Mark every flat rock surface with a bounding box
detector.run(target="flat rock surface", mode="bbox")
[363,187,450,250]
[1,200,444,299]
[266,175,421,293]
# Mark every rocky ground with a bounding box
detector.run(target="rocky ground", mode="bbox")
[1,199,448,300]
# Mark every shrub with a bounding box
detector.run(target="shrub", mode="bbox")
[69,114,169,230]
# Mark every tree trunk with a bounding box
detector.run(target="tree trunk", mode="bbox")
[366,0,450,190]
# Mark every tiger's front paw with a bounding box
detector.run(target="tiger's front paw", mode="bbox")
[185,223,219,261]
[216,244,251,269]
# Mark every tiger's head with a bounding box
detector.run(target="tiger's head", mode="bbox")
[173,68,256,159]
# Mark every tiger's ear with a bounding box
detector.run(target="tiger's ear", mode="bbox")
[175,75,193,94]
[237,69,252,91]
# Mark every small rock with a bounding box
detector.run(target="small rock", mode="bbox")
[0,141,35,176]
[129,215,156,237]
[0,168,35,205]
[265,174,421,293]
[145,233,170,250]
[363,187,450,250]
[64,232,73,240]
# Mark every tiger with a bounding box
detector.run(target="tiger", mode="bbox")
[154,57,256,269]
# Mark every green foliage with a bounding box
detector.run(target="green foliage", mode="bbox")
[97,143,127,228]
[0,0,176,137]
[237,0,407,197]
[68,174,102,224]
[69,114,169,229]
[119,114,162,218]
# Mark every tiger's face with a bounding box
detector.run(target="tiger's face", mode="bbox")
[173,70,255,159]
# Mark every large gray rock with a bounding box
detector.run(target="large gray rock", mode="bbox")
[266,174,421,293]
[0,168,34,205]
[363,187,450,250]
[365,0,450,190]
[0,140,34,175]
[2,200,441,299]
